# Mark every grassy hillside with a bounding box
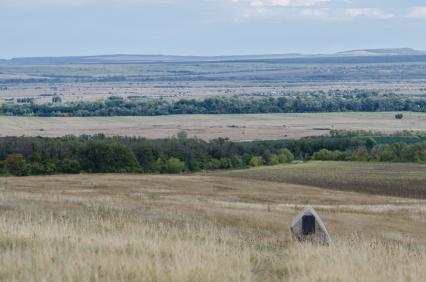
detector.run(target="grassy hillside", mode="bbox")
[0,174,425,281]
[216,161,426,198]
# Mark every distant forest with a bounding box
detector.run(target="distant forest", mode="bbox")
[1,90,425,116]
[0,134,425,176]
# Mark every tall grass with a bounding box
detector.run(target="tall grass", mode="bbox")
[0,206,424,281]
[0,174,425,281]
[0,208,252,282]
[286,237,426,282]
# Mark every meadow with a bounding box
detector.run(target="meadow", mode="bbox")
[1,58,426,104]
[0,164,425,281]
[216,161,426,198]
[0,55,425,281]
[0,112,425,140]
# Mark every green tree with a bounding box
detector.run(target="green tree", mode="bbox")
[270,154,280,165]
[162,158,186,173]
[249,156,264,167]
[313,149,338,161]
[0,161,5,175]
[57,159,81,174]
[278,149,294,163]
[395,113,404,120]
[134,143,158,172]
[415,149,426,163]
[4,154,29,176]
[365,138,377,152]
[78,141,140,173]
[28,162,56,175]
[230,156,244,168]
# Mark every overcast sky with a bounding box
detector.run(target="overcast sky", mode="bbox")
[1,0,426,58]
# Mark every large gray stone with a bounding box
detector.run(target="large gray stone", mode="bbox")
[290,206,332,245]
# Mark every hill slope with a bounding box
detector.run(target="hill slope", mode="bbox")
[1,48,425,64]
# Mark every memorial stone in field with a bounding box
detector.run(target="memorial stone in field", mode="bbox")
[290,206,332,245]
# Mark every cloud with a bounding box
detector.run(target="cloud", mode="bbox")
[345,8,394,19]
[406,7,426,18]
[300,8,328,18]
[1,0,175,8]
[249,0,329,8]
[240,0,332,19]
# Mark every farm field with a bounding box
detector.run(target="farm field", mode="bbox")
[1,80,426,104]
[216,161,426,198]
[1,112,425,140]
[0,169,425,281]
[1,59,426,103]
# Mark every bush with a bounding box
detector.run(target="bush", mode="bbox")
[270,155,280,165]
[415,149,426,163]
[278,149,294,163]
[204,159,222,170]
[28,162,56,175]
[57,159,81,174]
[0,161,5,175]
[313,149,334,161]
[395,113,404,120]
[4,154,29,176]
[162,158,186,174]
[350,147,369,161]
[230,156,244,168]
[249,156,264,167]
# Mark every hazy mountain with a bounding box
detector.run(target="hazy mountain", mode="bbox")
[336,48,426,56]
[0,49,425,65]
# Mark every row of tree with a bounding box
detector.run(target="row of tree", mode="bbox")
[314,141,426,162]
[0,134,425,176]
[1,91,425,116]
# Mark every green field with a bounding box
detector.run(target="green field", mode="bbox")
[216,161,426,198]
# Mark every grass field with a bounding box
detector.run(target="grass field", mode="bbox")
[0,112,425,140]
[216,161,426,198]
[0,167,425,281]
[1,60,426,104]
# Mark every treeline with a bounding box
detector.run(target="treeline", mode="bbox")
[313,141,426,162]
[1,91,425,116]
[0,134,425,176]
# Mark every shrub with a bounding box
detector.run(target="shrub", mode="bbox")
[350,147,370,161]
[4,154,29,176]
[313,149,338,161]
[162,158,186,174]
[28,162,56,175]
[57,159,81,174]
[204,159,222,170]
[415,149,426,163]
[249,156,264,167]
[278,149,294,163]
[219,158,233,169]
[230,156,244,168]
[395,113,404,120]
[270,155,280,165]
[0,161,5,175]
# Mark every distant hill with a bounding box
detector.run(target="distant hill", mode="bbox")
[0,54,304,65]
[1,48,425,65]
[336,48,426,56]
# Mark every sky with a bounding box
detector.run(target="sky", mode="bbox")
[1,0,426,58]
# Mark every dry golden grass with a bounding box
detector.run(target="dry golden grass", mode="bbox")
[1,112,425,140]
[0,174,425,281]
